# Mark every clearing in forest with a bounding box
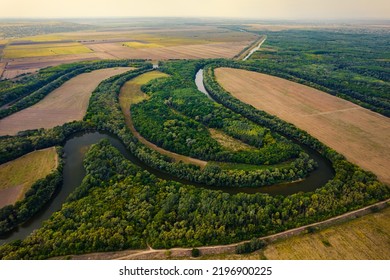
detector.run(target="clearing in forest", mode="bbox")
[119,71,208,168]
[0,147,58,208]
[0,67,133,136]
[215,68,390,185]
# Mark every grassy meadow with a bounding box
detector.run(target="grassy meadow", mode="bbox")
[0,147,58,207]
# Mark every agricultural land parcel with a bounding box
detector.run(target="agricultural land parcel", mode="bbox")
[1,26,256,79]
[215,68,390,185]
[0,147,58,208]
[0,67,133,136]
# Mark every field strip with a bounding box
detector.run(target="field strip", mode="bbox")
[214,68,390,185]
[68,198,390,260]
[119,71,208,168]
[0,67,134,136]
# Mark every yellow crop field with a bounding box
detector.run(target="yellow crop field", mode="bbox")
[123,42,163,49]
[3,42,93,58]
[0,147,58,208]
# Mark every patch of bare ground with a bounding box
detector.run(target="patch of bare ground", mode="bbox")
[0,67,133,136]
[119,71,207,168]
[214,68,390,185]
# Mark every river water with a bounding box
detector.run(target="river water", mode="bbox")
[0,71,334,245]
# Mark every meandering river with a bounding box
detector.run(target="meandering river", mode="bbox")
[0,71,334,245]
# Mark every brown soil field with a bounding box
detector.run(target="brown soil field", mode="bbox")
[1,42,249,79]
[2,53,100,79]
[119,71,207,168]
[85,41,251,60]
[0,147,58,208]
[0,67,133,136]
[215,68,390,185]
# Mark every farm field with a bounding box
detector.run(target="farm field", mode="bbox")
[86,41,249,60]
[0,147,58,208]
[3,42,93,59]
[215,67,390,185]
[1,26,256,79]
[119,71,208,168]
[0,67,133,136]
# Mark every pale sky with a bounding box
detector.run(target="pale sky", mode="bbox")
[1,0,389,19]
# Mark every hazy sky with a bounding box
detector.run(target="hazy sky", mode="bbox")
[1,0,389,19]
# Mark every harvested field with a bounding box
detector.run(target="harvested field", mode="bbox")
[2,53,101,79]
[20,27,256,44]
[263,207,390,260]
[119,71,207,168]
[0,67,133,136]
[3,42,93,59]
[2,41,250,79]
[0,147,58,208]
[85,41,251,60]
[0,27,255,78]
[215,68,390,185]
